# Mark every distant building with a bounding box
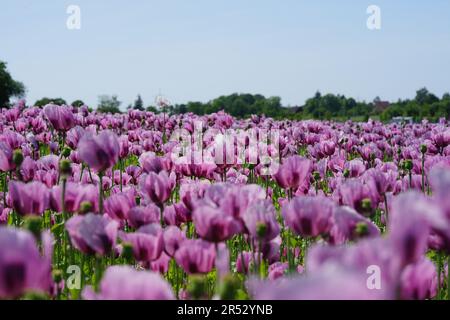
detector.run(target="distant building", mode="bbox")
[391,116,413,124]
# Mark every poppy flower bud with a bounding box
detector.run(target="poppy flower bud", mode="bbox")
[59,159,72,177]
[256,221,268,239]
[404,159,413,171]
[79,201,93,214]
[420,144,427,154]
[13,149,24,167]
[361,198,372,214]
[187,275,207,300]
[52,269,63,283]
[23,216,43,239]
[355,222,369,237]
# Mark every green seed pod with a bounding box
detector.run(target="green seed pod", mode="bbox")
[256,222,267,239]
[355,222,369,237]
[420,144,427,154]
[79,201,93,214]
[13,149,24,167]
[52,269,63,283]
[59,159,72,176]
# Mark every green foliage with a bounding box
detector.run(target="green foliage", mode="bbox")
[71,100,85,107]
[133,94,144,111]
[97,95,122,114]
[0,61,25,108]
[34,97,67,107]
[165,88,449,122]
[168,93,288,118]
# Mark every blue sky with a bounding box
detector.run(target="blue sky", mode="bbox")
[1,0,450,109]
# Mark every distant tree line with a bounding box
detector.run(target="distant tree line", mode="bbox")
[1,59,449,121]
[24,89,450,122]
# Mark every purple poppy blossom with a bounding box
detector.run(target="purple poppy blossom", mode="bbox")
[174,239,216,274]
[66,213,119,256]
[104,192,136,221]
[77,130,119,172]
[126,204,160,229]
[119,224,164,262]
[163,226,186,257]
[0,227,53,298]
[242,199,280,241]
[43,104,75,132]
[138,171,173,205]
[273,155,313,192]
[8,181,50,216]
[192,203,242,243]
[282,196,335,238]
[83,266,174,300]
[400,258,437,300]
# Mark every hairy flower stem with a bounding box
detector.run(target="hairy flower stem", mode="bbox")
[384,194,389,224]
[99,173,104,215]
[95,257,102,291]
[438,252,443,299]
[120,159,123,192]
[61,177,68,268]
[448,255,450,300]
[421,153,426,193]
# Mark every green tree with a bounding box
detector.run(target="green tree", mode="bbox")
[415,87,439,105]
[97,95,121,114]
[0,61,25,108]
[133,94,144,111]
[71,100,85,107]
[34,97,67,107]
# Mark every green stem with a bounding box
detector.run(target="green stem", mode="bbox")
[99,173,104,214]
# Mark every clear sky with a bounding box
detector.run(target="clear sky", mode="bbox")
[1,0,450,109]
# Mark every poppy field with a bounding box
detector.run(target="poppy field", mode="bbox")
[1,101,450,300]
